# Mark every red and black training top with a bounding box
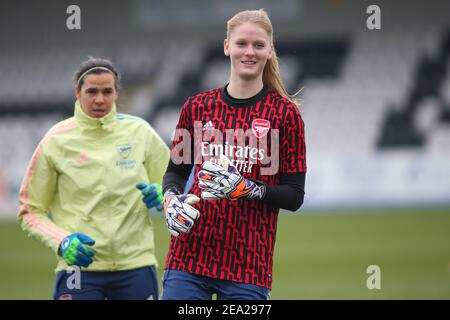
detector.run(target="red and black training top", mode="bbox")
[163,85,306,289]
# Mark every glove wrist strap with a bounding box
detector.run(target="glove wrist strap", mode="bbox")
[164,186,181,197]
[247,178,267,200]
[164,188,179,199]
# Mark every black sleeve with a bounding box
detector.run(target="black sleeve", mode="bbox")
[256,172,305,211]
[162,159,193,195]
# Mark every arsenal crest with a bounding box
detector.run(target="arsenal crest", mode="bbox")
[252,118,270,138]
[117,144,132,158]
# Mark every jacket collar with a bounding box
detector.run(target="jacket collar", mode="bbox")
[74,100,117,132]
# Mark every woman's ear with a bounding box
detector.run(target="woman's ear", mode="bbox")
[224,38,230,56]
[268,45,273,60]
[75,87,81,100]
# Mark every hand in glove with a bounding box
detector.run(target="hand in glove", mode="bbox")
[163,189,200,237]
[58,233,95,268]
[136,183,163,211]
[198,155,265,200]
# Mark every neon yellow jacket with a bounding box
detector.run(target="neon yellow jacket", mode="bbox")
[18,101,170,272]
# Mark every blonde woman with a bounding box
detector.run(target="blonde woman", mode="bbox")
[161,9,306,300]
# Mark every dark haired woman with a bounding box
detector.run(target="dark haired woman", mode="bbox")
[18,57,169,300]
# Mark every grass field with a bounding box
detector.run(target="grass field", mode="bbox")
[1,208,449,299]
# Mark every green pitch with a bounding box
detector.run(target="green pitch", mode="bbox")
[1,208,449,299]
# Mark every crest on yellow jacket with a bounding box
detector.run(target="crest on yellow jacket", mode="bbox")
[117,144,132,158]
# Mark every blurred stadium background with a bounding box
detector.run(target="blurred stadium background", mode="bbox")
[0,0,449,299]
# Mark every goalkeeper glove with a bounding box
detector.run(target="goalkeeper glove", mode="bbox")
[136,183,163,211]
[163,189,200,237]
[58,233,95,268]
[198,155,265,200]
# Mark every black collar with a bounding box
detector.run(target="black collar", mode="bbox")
[220,84,267,108]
